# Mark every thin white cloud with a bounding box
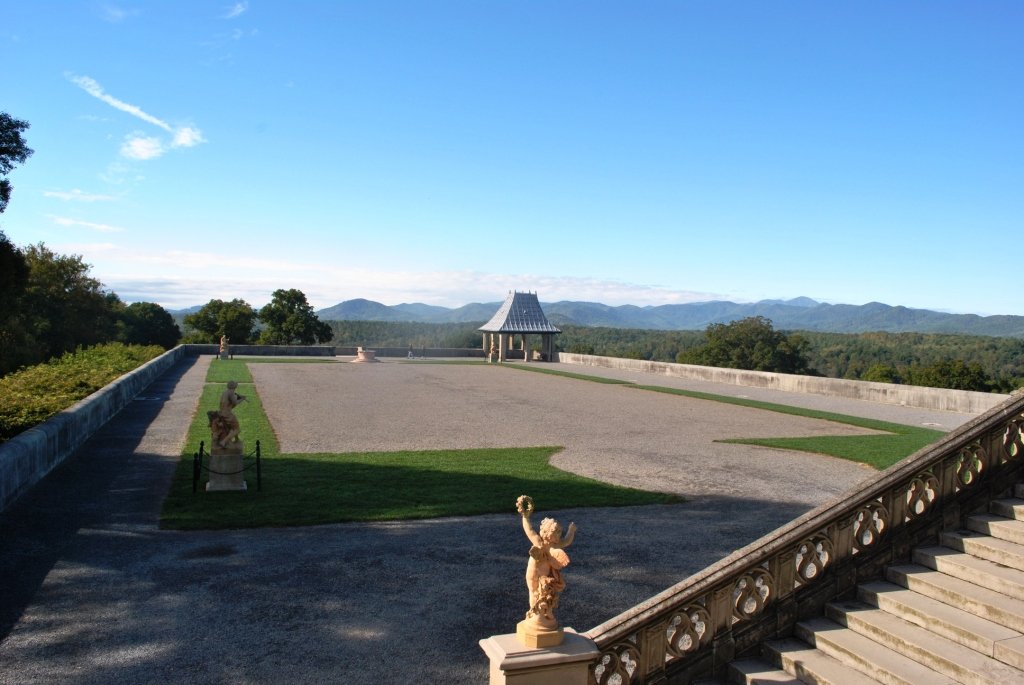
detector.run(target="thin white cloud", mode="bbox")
[47,243,727,310]
[49,216,126,233]
[121,135,165,160]
[44,189,117,202]
[69,74,173,132]
[68,74,205,159]
[224,2,248,19]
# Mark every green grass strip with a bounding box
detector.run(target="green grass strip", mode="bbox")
[160,360,680,530]
[499,363,635,384]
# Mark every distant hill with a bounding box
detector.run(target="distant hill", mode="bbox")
[314,297,1024,337]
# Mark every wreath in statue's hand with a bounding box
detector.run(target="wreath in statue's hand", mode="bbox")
[516,495,534,516]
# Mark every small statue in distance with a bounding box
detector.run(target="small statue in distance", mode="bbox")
[515,495,577,647]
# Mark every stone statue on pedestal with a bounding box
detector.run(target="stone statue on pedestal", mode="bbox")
[205,380,248,492]
[515,495,577,648]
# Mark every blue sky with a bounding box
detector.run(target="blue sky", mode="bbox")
[2,2,1021,315]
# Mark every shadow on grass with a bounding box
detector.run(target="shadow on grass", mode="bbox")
[161,448,681,530]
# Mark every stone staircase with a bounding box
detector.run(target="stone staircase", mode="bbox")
[724,485,1024,684]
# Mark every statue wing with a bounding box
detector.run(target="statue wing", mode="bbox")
[549,548,570,569]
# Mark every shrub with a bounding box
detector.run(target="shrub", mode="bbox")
[0,343,163,442]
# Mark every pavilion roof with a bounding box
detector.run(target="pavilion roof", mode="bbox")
[478,291,561,334]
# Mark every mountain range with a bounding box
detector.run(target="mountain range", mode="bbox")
[314,298,1024,337]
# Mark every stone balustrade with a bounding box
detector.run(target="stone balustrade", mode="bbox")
[581,390,1024,684]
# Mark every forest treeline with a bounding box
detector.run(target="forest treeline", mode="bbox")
[325,319,1024,393]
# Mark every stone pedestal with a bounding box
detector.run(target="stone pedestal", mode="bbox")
[219,353,230,360]
[516,618,563,648]
[480,630,598,685]
[351,347,379,363]
[206,441,247,492]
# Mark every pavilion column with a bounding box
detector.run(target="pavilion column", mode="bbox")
[523,334,530,362]
[499,333,507,362]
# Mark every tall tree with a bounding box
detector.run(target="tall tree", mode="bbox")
[258,289,333,345]
[20,244,121,360]
[118,302,182,349]
[0,230,27,321]
[183,299,258,344]
[679,316,813,374]
[0,113,33,215]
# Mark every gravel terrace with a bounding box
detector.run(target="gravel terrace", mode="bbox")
[0,357,979,685]
[250,360,877,503]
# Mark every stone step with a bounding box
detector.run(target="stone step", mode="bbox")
[942,530,1024,572]
[794,617,955,684]
[992,497,1024,521]
[914,546,1024,600]
[761,638,884,685]
[858,579,1022,656]
[727,658,804,684]
[827,599,1024,682]
[888,563,1024,632]
[968,513,1024,545]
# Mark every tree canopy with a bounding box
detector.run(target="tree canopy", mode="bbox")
[0,112,33,215]
[119,301,182,349]
[679,316,813,374]
[183,299,259,344]
[258,288,333,345]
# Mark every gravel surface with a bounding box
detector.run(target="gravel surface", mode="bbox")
[251,361,879,503]
[0,357,979,685]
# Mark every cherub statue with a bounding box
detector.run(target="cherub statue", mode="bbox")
[213,380,246,448]
[516,495,577,629]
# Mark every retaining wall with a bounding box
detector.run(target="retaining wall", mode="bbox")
[0,346,191,513]
[335,346,488,358]
[557,353,1009,414]
[182,344,336,356]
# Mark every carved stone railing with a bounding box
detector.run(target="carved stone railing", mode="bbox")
[583,391,1024,685]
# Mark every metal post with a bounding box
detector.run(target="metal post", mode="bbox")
[193,440,205,493]
[256,440,262,491]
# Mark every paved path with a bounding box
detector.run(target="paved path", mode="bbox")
[0,357,979,684]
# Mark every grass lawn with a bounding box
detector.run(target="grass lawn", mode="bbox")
[160,359,681,530]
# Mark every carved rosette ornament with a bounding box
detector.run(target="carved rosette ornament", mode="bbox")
[1002,417,1023,463]
[956,444,986,489]
[732,567,774,621]
[905,471,940,521]
[795,534,834,585]
[593,642,639,685]
[852,500,889,553]
[666,604,711,657]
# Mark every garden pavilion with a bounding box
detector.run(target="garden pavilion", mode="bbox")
[479,291,561,362]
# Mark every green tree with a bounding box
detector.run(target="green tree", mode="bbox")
[0,230,27,321]
[906,359,992,392]
[679,316,813,374]
[258,288,333,345]
[0,112,33,215]
[861,363,901,384]
[183,298,258,344]
[20,244,121,360]
[118,302,181,349]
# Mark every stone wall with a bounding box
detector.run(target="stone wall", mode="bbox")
[0,346,190,513]
[183,344,336,356]
[335,346,488,358]
[557,353,1008,414]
